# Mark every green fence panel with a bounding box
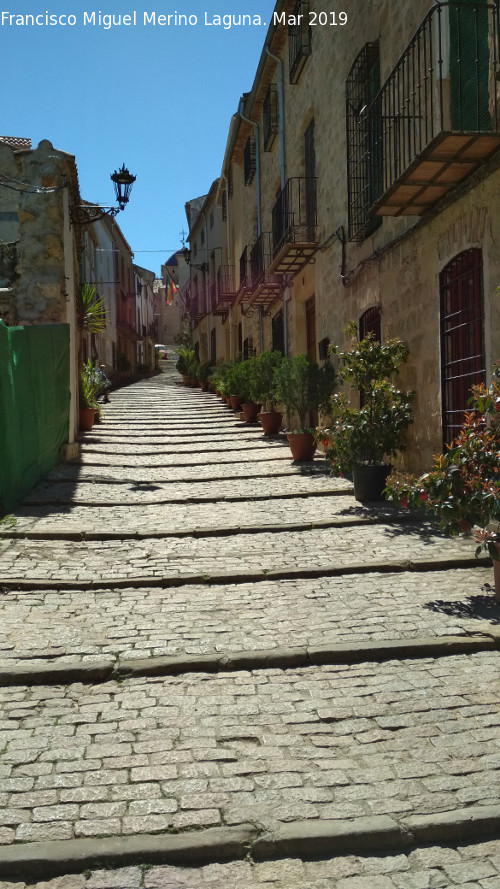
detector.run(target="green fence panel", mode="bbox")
[0,321,70,513]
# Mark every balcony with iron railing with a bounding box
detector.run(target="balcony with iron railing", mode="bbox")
[248,232,282,309]
[213,265,236,317]
[366,1,500,218]
[269,177,319,276]
[236,246,253,303]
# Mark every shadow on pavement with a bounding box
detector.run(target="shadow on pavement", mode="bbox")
[424,590,500,624]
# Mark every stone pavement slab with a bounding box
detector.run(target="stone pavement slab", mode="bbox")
[20,472,340,506]
[0,522,482,583]
[0,569,496,669]
[2,360,500,884]
[3,839,500,887]
[1,652,500,847]
[2,493,379,534]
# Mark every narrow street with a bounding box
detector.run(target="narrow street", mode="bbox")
[1,356,500,889]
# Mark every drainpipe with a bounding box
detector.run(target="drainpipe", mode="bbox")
[199,207,210,322]
[265,45,286,189]
[62,186,78,451]
[282,274,289,356]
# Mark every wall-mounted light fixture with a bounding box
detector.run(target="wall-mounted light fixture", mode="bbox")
[71,164,136,226]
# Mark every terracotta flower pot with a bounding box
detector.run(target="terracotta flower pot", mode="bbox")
[200,380,209,391]
[230,395,243,411]
[286,431,316,461]
[241,402,262,423]
[78,408,94,431]
[258,411,282,435]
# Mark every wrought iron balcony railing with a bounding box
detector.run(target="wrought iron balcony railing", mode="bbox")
[366,1,500,217]
[239,246,252,291]
[272,177,317,256]
[250,232,274,287]
[216,265,235,299]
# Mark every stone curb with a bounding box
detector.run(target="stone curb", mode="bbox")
[2,806,500,882]
[0,512,424,542]
[0,633,497,687]
[0,824,258,882]
[18,487,352,508]
[0,555,491,592]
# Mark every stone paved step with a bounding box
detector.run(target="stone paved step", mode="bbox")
[0,568,495,670]
[5,495,425,535]
[20,473,340,506]
[3,838,500,889]
[1,651,500,849]
[0,521,483,583]
[43,459,329,484]
[3,361,499,885]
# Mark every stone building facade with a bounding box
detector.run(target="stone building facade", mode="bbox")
[189,0,500,472]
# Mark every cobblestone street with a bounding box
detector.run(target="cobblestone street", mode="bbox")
[1,357,500,888]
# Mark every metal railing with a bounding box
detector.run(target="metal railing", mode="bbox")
[250,232,275,286]
[289,0,312,82]
[239,246,251,290]
[271,177,317,257]
[366,1,499,198]
[217,265,235,298]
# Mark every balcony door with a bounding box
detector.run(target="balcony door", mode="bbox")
[449,0,490,130]
[440,248,485,446]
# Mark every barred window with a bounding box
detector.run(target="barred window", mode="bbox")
[244,135,256,185]
[289,0,311,83]
[346,42,382,241]
[263,84,279,150]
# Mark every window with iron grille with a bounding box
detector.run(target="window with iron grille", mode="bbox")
[359,305,382,408]
[221,191,227,221]
[210,327,216,364]
[289,0,311,83]
[359,305,381,342]
[263,84,279,150]
[346,42,382,241]
[227,165,233,197]
[440,248,486,447]
[244,135,256,185]
[243,336,254,359]
[272,309,285,355]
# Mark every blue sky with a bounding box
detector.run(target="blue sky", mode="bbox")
[1,1,276,274]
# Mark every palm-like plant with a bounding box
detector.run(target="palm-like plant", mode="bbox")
[77,284,107,334]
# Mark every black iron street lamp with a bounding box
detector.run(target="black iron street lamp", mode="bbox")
[71,164,136,226]
[182,247,208,272]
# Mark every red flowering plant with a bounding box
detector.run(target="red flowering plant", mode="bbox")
[385,373,500,560]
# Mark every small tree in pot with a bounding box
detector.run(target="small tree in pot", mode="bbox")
[252,350,284,434]
[273,354,336,460]
[323,324,414,499]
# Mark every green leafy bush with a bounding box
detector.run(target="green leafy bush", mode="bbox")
[273,354,335,430]
[322,326,414,474]
[385,376,500,558]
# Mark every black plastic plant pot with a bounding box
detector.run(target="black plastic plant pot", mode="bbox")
[352,463,391,502]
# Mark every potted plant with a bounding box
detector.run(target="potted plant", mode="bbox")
[252,350,284,434]
[197,362,213,391]
[78,359,100,431]
[273,354,336,460]
[226,359,254,412]
[385,371,500,598]
[322,325,414,500]
[175,346,195,385]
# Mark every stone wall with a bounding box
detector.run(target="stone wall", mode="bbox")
[0,139,76,326]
